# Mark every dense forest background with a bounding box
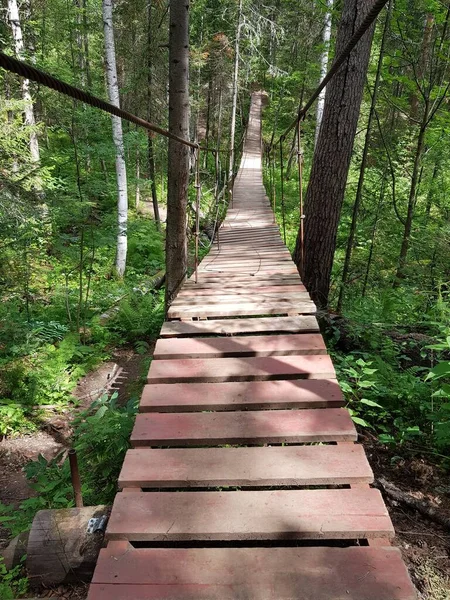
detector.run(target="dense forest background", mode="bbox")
[0,0,450,596]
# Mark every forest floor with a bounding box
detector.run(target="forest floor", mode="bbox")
[363,435,450,599]
[0,349,449,599]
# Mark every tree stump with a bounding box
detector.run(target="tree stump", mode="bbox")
[26,505,110,587]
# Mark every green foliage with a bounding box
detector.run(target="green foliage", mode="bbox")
[0,557,28,600]
[425,332,450,449]
[109,289,165,343]
[0,400,36,437]
[330,318,450,463]
[127,220,164,274]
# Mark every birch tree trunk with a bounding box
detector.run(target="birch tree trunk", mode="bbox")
[102,0,128,278]
[314,0,333,148]
[228,0,243,192]
[7,0,40,164]
[165,0,190,308]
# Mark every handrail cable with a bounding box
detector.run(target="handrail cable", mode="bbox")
[0,50,205,150]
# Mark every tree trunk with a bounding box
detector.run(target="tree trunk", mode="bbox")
[228,0,243,192]
[165,0,190,308]
[395,108,428,283]
[314,0,333,148]
[82,0,92,88]
[73,0,86,86]
[337,0,392,312]
[7,0,40,164]
[362,173,386,297]
[293,0,376,309]
[102,0,128,278]
[410,14,434,120]
[148,1,161,230]
[425,162,439,221]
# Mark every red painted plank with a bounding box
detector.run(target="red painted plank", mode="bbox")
[119,444,373,488]
[147,354,335,383]
[130,408,356,446]
[167,301,316,319]
[170,292,311,306]
[140,379,343,412]
[179,284,306,294]
[89,545,417,600]
[153,334,326,359]
[106,488,394,541]
[160,316,319,337]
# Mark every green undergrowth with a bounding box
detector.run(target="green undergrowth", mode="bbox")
[0,557,28,600]
[326,314,450,466]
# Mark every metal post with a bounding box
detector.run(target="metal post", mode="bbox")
[69,448,83,508]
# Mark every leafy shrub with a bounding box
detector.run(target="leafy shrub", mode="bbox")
[31,320,69,344]
[0,557,28,600]
[127,220,164,274]
[108,289,164,343]
[425,332,450,450]
[0,400,37,437]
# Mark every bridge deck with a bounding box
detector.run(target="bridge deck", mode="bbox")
[88,93,417,600]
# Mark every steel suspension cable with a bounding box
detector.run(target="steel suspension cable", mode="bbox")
[194,148,202,283]
[271,148,277,224]
[279,141,287,244]
[296,121,305,273]
[0,50,198,149]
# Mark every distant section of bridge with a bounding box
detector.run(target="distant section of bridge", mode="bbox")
[87,93,417,600]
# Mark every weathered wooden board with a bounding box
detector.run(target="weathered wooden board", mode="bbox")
[139,379,343,412]
[168,301,316,319]
[119,444,373,488]
[89,544,417,600]
[147,354,335,383]
[106,488,394,541]
[179,284,306,295]
[130,408,355,446]
[170,293,311,308]
[160,316,319,337]
[153,334,326,359]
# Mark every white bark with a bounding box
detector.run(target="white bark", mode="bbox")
[315,0,333,148]
[8,0,40,164]
[228,0,243,186]
[102,0,128,277]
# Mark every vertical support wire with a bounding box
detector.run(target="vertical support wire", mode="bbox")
[279,140,287,244]
[297,121,305,275]
[194,148,201,284]
[271,148,277,224]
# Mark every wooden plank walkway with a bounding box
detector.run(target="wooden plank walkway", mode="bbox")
[88,92,417,600]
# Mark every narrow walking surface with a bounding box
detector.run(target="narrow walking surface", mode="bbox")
[88,93,417,599]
